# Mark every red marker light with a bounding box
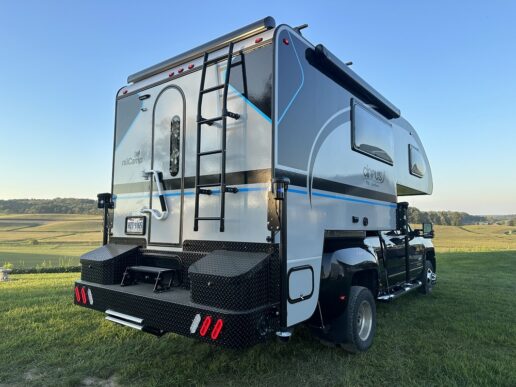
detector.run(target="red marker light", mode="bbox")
[122,89,128,94]
[188,64,194,69]
[74,286,81,302]
[178,68,184,73]
[339,295,346,301]
[211,319,224,340]
[283,38,289,45]
[199,316,212,336]
[169,72,175,77]
[255,37,263,43]
[80,287,88,305]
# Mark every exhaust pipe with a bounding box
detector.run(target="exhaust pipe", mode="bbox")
[105,309,164,336]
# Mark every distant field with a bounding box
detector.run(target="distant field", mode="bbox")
[1,251,514,386]
[0,214,102,268]
[1,214,516,268]
[433,224,516,251]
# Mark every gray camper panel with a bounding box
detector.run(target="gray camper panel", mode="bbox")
[273,26,431,326]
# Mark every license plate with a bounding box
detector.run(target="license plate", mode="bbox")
[125,216,146,235]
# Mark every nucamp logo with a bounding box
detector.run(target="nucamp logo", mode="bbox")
[122,150,143,166]
[363,166,385,184]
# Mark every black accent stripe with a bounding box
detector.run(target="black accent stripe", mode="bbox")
[275,169,397,203]
[114,168,272,194]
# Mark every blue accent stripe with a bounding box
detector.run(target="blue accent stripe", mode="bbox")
[277,31,305,125]
[113,187,268,201]
[289,188,397,208]
[114,187,395,208]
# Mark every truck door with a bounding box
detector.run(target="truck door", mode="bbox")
[147,86,185,245]
[381,231,423,284]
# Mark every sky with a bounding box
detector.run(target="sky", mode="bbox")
[0,1,515,215]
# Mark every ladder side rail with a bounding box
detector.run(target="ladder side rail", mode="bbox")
[219,43,235,232]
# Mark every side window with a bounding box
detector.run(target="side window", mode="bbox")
[169,115,180,176]
[409,144,425,178]
[351,100,394,165]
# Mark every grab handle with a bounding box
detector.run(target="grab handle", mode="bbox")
[140,170,168,220]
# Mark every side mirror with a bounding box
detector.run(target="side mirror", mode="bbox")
[422,223,434,238]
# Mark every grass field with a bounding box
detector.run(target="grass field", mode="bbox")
[1,250,515,386]
[0,214,102,268]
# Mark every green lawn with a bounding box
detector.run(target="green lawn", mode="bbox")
[1,251,515,386]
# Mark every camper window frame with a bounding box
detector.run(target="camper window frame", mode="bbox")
[350,99,394,166]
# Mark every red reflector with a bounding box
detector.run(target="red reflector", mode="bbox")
[255,37,263,43]
[122,89,128,94]
[74,286,81,302]
[283,38,289,45]
[211,319,224,340]
[199,316,212,336]
[80,287,88,305]
[188,64,194,69]
[178,68,184,73]
[169,72,175,77]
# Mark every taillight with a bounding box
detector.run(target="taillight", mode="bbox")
[211,319,224,340]
[74,286,81,302]
[80,287,88,305]
[199,316,212,337]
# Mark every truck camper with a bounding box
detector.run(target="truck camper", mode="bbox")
[75,17,436,352]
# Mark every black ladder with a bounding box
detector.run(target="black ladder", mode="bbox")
[194,42,243,232]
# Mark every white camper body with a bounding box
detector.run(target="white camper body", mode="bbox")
[76,17,434,349]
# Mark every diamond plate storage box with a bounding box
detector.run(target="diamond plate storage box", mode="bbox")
[81,244,139,285]
[188,250,270,311]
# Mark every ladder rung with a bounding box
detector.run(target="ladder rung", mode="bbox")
[201,84,225,94]
[199,149,222,156]
[230,60,243,68]
[205,54,230,66]
[197,183,221,188]
[195,217,222,221]
[198,116,223,125]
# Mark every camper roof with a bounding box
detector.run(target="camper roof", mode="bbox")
[127,16,276,84]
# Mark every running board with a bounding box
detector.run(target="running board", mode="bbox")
[377,281,422,302]
[105,309,164,336]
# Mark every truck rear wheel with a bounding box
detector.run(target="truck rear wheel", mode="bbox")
[316,286,376,353]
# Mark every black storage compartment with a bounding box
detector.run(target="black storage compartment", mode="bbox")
[81,244,139,285]
[188,250,270,311]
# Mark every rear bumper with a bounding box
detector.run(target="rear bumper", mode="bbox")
[74,280,277,349]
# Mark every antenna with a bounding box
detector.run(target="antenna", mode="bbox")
[294,24,309,33]
[345,61,353,66]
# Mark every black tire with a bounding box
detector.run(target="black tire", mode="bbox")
[315,286,376,353]
[420,260,435,294]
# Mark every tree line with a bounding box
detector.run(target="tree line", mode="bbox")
[0,198,101,215]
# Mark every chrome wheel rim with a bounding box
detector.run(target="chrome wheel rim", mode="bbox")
[426,268,435,289]
[357,300,373,341]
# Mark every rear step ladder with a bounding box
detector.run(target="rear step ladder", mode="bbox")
[194,42,243,232]
[121,265,181,293]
